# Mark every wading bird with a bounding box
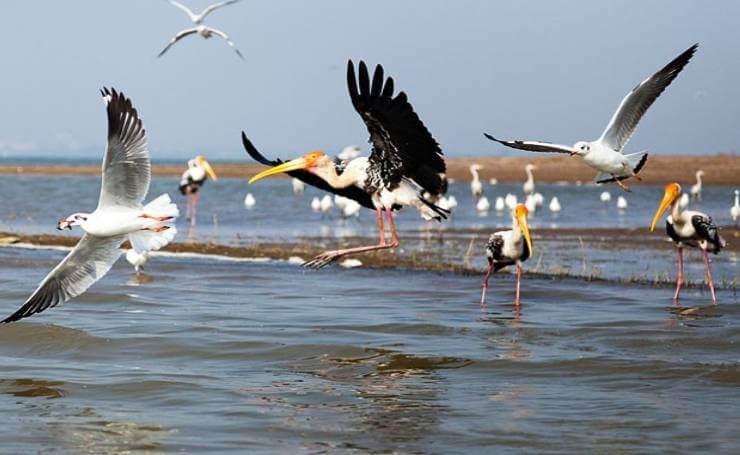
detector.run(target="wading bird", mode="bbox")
[126,249,149,274]
[523,164,536,195]
[158,0,245,59]
[179,155,217,225]
[476,196,491,213]
[245,60,448,268]
[650,183,725,304]
[600,191,612,204]
[481,204,533,306]
[485,44,698,192]
[244,193,256,209]
[617,195,628,210]
[470,164,483,199]
[731,190,740,225]
[292,178,305,194]
[549,196,561,213]
[690,170,704,201]
[2,89,178,323]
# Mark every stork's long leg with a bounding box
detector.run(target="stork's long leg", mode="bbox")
[386,207,400,247]
[480,260,494,305]
[701,247,717,304]
[673,246,684,303]
[514,263,522,306]
[303,207,397,269]
[191,191,200,228]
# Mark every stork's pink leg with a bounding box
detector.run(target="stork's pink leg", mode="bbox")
[514,263,522,307]
[303,207,397,269]
[191,191,200,228]
[386,208,400,247]
[702,247,717,304]
[480,261,493,305]
[673,246,684,303]
[185,190,193,221]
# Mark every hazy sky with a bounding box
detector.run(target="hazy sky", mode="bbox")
[0,0,738,161]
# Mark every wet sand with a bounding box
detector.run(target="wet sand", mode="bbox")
[1,154,738,184]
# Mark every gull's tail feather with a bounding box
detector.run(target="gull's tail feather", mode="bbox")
[129,194,179,253]
[625,152,648,174]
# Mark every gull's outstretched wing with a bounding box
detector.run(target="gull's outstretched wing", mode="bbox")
[199,0,242,21]
[168,0,198,22]
[206,27,245,60]
[484,133,574,154]
[598,43,698,152]
[2,234,125,323]
[98,88,150,209]
[241,132,376,210]
[158,28,199,57]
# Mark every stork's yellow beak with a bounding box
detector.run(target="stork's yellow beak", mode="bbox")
[196,155,218,181]
[650,182,681,232]
[248,151,326,184]
[515,204,533,255]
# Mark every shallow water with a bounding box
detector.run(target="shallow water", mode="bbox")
[0,247,738,453]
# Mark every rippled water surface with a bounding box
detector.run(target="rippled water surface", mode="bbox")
[1,247,739,453]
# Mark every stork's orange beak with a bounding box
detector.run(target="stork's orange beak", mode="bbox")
[248,151,325,184]
[196,155,218,181]
[650,183,681,232]
[515,204,533,255]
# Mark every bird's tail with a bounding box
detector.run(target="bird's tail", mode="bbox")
[625,152,649,174]
[129,194,179,253]
[417,192,450,221]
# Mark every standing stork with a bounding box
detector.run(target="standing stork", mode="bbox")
[481,204,533,306]
[523,164,536,196]
[650,183,725,304]
[690,170,704,201]
[469,164,483,199]
[179,155,218,226]
[245,60,448,268]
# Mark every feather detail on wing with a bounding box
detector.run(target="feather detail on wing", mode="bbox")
[484,133,574,154]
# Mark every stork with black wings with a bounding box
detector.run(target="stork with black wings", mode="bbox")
[650,182,726,304]
[245,60,448,268]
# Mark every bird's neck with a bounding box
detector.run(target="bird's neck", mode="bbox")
[696,173,703,185]
[671,201,682,224]
[313,162,359,189]
[511,216,522,240]
[470,168,480,181]
[525,169,534,182]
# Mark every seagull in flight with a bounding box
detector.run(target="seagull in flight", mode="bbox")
[158,0,245,60]
[2,88,179,323]
[485,43,698,192]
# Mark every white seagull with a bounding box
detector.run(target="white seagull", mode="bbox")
[2,88,179,323]
[158,0,245,60]
[485,44,698,192]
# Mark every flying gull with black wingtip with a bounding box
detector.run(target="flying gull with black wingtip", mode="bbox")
[485,43,698,192]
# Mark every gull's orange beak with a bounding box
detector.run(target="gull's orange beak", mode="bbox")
[196,155,218,181]
[650,182,681,232]
[248,151,325,184]
[515,203,533,255]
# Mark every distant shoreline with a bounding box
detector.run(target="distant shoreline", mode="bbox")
[0,154,738,185]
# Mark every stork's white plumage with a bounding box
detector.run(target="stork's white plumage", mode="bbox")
[650,183,725,304]
[158,0,245,59]
[2,89,178,323]
[180,155,217,226]
[485,44,698,192]
[469,164,483,199]
[690,170,704,201]
[731,190,740,225]
[523,164,536,196]
[678,193,690,210]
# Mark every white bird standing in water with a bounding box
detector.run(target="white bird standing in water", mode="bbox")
[476,196,491,213]
[600,191,612,204]
[495,196,505,212]
[532,192,544,208]
[2,89,179,323]
[522,164,536,196]
[446,195,458,210]
[342,199,362,218]
[310,197,321,212]
[524,194,537,214]
[292,178,305,194]
[320,194,334,213]
[690,170,704,201]
[505,193,518,210]
[486,44,698,192]
[731,190,740,225]
[158,0,245,59]
[469,164,483,199]
[126,249,149,274]
[244,193,256,209]
[549,196,561,213]
[617,195,628,210]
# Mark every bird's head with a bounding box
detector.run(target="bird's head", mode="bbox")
[249,151,329,183]
[650,182,681,232]
[57,213,89,230]
[196,155,218,181]
[514,203,533,255]
[572,142,590,156]
[525,163,537,172]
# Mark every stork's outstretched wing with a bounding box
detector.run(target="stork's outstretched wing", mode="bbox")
[347,60,446,196]
[2,234,125,323]
[241,132,375,210]
[98,88,150,209]
[484,134,574,154]
[599,44,698,152]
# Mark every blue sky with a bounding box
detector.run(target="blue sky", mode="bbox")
[0,0,738,161]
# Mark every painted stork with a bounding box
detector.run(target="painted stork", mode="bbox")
[485,44,698,192]
[179,155,217,225]
[245,60,448,268]
[469,164,483,199]
[481,204,533,306]
[523,164,536,196]
[690,170,704,201]
[158,0,245,60]
[650,183,726,304]
[2,88,178,323]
